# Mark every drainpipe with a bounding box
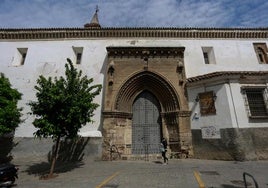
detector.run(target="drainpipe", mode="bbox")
[228,81,239,129]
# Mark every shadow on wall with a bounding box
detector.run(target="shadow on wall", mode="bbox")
[24,137,90,176]
[48,137,90,162]
[0,135,17,164]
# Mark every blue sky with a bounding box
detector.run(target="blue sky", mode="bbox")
[0,0,267,28]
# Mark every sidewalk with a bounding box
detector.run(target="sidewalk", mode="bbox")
[13,157,268,188]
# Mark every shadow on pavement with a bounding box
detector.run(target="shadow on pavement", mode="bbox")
[24,161,84,176]
[24,137,89,177]
[152,160,163,164]
[221,185,241,188]
[0,135,17,164]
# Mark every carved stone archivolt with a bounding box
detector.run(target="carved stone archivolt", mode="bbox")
[115,71,180,113]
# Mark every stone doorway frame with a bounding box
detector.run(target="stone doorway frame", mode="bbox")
[102,47,192,160]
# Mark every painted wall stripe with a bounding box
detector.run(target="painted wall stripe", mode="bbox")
[194,170,206,188]
[96,171,120,188]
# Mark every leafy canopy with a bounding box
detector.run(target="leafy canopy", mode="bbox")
[28,59,102,140]
[0,73,22,136]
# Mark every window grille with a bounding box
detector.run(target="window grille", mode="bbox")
[242,87,268,118]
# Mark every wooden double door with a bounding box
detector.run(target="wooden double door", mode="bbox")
[132,91,162,154]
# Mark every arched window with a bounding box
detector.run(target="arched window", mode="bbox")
[253,43,268,64]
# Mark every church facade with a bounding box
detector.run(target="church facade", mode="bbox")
[1,13,268,160]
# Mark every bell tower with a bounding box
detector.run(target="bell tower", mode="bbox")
[84,6,101,28]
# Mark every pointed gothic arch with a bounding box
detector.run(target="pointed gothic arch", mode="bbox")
[115,70,180,114]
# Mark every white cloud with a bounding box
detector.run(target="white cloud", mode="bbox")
[0,0,267,28]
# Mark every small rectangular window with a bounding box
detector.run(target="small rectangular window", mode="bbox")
[242,87,268,118]
[202,47,216,64]
[18,48,28,65]
[17,48,28,66]
[72,47,83,65]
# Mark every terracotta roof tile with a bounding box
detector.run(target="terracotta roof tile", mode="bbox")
[0,28,267,39]
[186,71,268,83]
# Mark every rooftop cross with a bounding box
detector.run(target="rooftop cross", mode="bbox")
[95,5,99,14]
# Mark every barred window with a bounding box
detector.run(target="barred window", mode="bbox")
[242,87,268,118]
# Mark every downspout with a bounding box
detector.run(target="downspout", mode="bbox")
[228,81,239,128]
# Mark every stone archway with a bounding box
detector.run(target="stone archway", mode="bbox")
[102,47,192,160]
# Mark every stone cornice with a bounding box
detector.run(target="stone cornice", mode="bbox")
[102,111,132,119]
[0,27,267,40]
[106,46,185,58]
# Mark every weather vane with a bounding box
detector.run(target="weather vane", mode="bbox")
[96,5,99,13]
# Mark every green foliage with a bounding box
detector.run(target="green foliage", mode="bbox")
[28,59,102,140]
[0,73,22,136]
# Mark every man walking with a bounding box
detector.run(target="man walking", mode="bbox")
[161,138,168,164]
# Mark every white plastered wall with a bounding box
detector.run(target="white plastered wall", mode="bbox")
[0,38,268,137]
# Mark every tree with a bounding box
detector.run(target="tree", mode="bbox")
[28,59,102,177]
[0,73,22,136]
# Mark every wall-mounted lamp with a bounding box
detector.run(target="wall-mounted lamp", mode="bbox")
[195,95,199,102]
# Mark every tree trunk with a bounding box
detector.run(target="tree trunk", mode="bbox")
[49,136,61,177]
